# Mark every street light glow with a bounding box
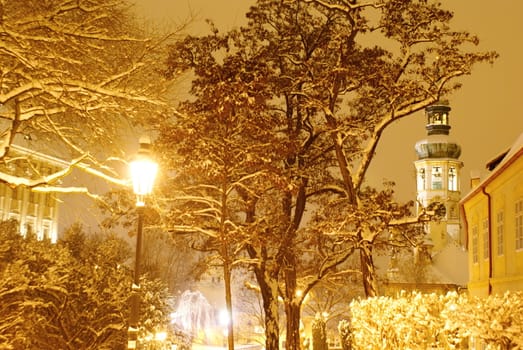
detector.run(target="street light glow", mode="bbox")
[130,140,158,206]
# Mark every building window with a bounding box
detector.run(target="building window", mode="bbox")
[15,186,23,201]
[431,166,442,190]
[448,166,458,191]
[516,200,523,250]
[43,193,55,218]
[472,225,479,263]
[42,220,52,241]
[496,211,504,256]
[430,112,447,125]
[45,193,53,207]
[482,218,489,260]
[417,168,426,191]
[26,216,36,239]
[28,190,38,216]
[449,204,457,219]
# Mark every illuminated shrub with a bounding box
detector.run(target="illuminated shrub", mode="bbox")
[339,291,523,349]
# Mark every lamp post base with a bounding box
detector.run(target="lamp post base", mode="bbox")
[128,326,138,349]
[128,290,140,349]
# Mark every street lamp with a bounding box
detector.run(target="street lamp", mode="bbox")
[128,138,158,350]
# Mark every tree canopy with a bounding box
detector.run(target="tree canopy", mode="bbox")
[157,1,497,350]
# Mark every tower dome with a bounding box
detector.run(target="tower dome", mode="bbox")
[415,104,461,159]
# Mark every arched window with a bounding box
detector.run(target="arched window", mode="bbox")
[448,166,458,191]
[431,166,442,190]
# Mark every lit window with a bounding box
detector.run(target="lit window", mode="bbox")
[431,166,442,190]
[417,168,426,191]
[29,190,35,203]
[42,220,52,241]
[449,204,457,219]
[45,193,54,207]
[496,211,504,256]
[483,218,489,260]
[26,217,36,239]
[516,200,523,250]
[472,225,479,263]
[448,167,458,191]
[16,187,23,200]
[430,112,448,125]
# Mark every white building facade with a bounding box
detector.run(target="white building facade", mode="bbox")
[0,145,67,242]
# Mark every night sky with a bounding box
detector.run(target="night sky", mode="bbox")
[133,0,523,202]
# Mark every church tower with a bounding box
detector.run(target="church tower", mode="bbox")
[414,103,463,252]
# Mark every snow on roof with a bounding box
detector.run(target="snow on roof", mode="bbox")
[461,131,523,203]
[10,144,70,168]
[492,132,523,169]
[485,148,510,171]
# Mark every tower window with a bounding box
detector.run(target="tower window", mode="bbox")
[431,166,442,190]
[448,166,458,191]
[417,168,426,191]
[429,112,448,125]
[449,204,457,219]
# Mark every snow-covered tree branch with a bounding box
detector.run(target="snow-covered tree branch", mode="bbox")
[0,0,181,193]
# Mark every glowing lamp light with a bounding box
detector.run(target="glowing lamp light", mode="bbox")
[155,331,167,342]
[219,309,230,326]
[130,139,158,207]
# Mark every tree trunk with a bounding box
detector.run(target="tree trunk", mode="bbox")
[284,256,301,350]
[360,241,378,297]
[220,183,235,350]
[244,197,281,350]
[256,268,281,350]
[223,260,234,350]
[285,300,302,350]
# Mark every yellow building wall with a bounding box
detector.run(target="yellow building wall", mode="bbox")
[463,152,523,296]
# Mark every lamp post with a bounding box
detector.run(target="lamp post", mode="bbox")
[128,138,158,350]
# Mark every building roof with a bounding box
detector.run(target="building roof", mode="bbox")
[10,144,70,168]
[485,148,510,171]
[460,132,523,203]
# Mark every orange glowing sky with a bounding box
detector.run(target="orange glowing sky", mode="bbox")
[133,0,523,202]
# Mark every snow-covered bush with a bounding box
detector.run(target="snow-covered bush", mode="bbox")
[442,292,523,349]
[339,291,523,349]
[0,221,172,350]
